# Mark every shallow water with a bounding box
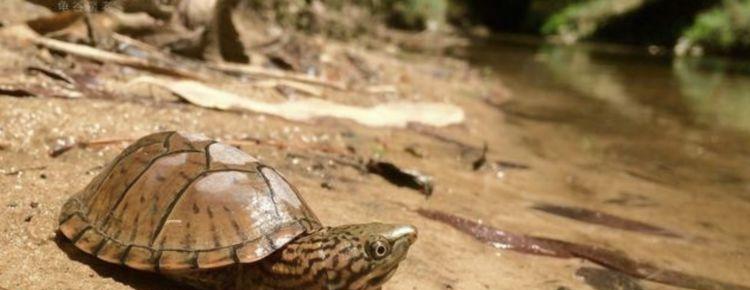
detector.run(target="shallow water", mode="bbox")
[456,36,750,287]
[466,37,750,198]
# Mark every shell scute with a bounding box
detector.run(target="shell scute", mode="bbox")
[82,141,168,224]
[206,142,260,171]
[100,151,207,246]
[59,132,322,271]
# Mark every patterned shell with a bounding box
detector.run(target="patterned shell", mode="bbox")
[58,132,322,272]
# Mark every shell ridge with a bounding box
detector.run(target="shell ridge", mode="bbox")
[88,131,173,203]
[256,165,283,219]
[83,140,165,215]
[59,197,83,225]
[230,246,241,264]
[97,149,202,229]
[119,245,133,265]
[153,250,163,273]
[70,225,93,244]
[82,132,172,214]
[260,166,322,228]
[203,141,217,170]
[88,140,163,200]
[148,169,205,247]
[162,131,177,149]
[91,237,108,257]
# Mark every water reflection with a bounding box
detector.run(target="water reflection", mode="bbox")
[674,58,750,132]
[470,36,750,133]
[536,45,655,122]
[463,36,750,198]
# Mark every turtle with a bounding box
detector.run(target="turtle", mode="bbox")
[58,131,417,290]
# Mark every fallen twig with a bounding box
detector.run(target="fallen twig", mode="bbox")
[209,62,347,91]
[252,79,322,96]
[111,33,174,63]
[27,65,75,85]
[407,123,481,152]
[1,166,47,176]
[0,81,82,99]
[49,137,135,157]
[495,160,531,170]
[7,25,204,80]
[226,137,350,156]
[284,152,367,172]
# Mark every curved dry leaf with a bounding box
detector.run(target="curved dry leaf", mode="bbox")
[129,76,465,128]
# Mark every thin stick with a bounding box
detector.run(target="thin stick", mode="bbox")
[8,25,203,80]
[1,166,47,176]
[50,137,134,157]
[209,62,347,91]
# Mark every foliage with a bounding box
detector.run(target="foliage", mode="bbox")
[386,0,448,30]
[683,0,750,51]
[540,0,652,42]
[238,0,750,56]
[241,0,447,35]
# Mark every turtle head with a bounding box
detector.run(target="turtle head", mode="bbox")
[329,223,418,289]
[259,223,417,290]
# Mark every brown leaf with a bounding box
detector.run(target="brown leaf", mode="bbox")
[367,160,433,197]
[532,203,681,238]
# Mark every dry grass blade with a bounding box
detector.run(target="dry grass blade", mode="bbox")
[49,137,135,157]
[1,166,47,176]
[210,62,347,91]
[252,79,322,96]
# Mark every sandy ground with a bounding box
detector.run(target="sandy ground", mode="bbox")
[1,2,750,290]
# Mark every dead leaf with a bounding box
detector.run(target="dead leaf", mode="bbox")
[129,76,465,128]
[366,160,433,196]
[531,204,681,238]
[417,208,750,290]
[26,11,83,34]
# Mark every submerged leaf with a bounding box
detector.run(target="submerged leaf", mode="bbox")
[417,208,750,290]
[532,204,681,238]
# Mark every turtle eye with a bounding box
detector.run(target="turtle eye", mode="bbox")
[368,239,391,260]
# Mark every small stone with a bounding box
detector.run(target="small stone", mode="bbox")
[24,215,33,222]
[30,202,39,208]
[320,181,334,190]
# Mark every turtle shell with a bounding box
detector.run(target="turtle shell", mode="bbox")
[59,132,322,272]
